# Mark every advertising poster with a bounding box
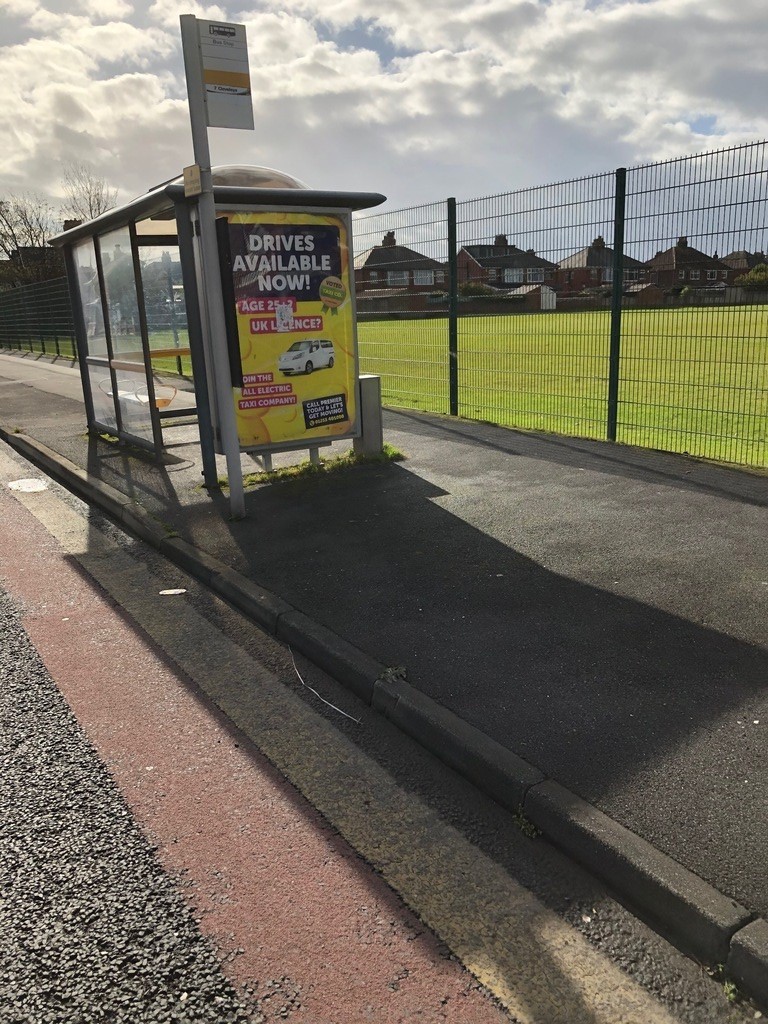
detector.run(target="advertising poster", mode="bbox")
[223,210,358,449]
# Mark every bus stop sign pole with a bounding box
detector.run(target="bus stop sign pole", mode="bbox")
[180,14,251,519]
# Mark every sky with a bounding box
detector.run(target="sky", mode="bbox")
[0,0,765,219]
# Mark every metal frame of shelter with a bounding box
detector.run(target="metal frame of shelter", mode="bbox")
[50,178,385,490]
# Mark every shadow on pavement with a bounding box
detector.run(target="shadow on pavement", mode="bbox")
[2,371,765,926]
[176,457,768,919]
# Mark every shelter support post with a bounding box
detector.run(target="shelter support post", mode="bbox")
[180,14,245,519]
[174,201,219,490]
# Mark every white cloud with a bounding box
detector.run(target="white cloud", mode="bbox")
[0,0,764,213]
[264,0,543,51]
[241,12,328,66]
[0,0,38,16]
[74,0,134,18]
[21,14,175,66]
[251,47,380,100]
[147,0,228,29]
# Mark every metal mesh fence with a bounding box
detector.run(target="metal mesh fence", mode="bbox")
[0,278,76,359]
[353,201,449,413]
[619,143,768,466]
[1,142,765,469]
[354,140,768,469]
[455,174,615,439]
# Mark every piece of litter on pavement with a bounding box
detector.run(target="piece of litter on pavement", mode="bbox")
[159,588,187,596]
[8,478,47,492]
[289,647,361,724]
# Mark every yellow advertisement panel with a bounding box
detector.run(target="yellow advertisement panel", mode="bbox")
[223,210,358,449]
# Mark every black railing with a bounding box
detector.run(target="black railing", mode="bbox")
[354,141,768,469]
[0,277,77,360]
[1,142,766,469]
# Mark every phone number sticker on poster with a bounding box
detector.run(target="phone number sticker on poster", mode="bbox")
[224,210,359,450]
[303,394,349,430]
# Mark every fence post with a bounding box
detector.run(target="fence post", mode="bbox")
[21,287,34,353]
[447,197,458,416]
[607,167,626,441]
[51,282,61,357]
[38,285,47,356]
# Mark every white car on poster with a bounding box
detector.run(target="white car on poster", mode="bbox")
[278,339,335,375]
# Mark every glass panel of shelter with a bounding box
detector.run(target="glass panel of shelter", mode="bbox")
[72,238,119,433]
[136,242,195,418]
[98,225,157,446]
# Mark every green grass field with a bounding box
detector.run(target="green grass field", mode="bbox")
[358,305,768,468]
[5,305,766,468]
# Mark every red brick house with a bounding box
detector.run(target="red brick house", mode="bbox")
[556,235,647,291]
[456,235,556,289]
[2,244,64,284]
[646,237,732,290]
[721,249,767,273]
[354,231,446,293]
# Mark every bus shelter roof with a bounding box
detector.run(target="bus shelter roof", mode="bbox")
[50,169,386,249]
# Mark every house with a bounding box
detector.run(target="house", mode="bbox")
[556,235,647,291]
[354,231,446,293]
[4,245,64,284]
[456,235,556,289]
[721,249,767,273]
[720,250,768,301]
[646,237,732,290]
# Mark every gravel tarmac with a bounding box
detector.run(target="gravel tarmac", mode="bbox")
[0,589,256,1024]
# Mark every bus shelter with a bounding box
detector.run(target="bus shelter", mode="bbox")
[50,166,385,486]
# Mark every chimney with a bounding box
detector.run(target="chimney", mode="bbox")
[677,236,688,248]
[63,218,82,232]
[382,231,396,247]
[493,234,508,250]
[592,235,605,249]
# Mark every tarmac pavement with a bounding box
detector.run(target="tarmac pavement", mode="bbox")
[0,349,766,1007]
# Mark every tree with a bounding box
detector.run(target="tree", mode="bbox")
[0,193,58,256]
[734,262,768,291]
[0,193,62,283]
[62,161,117,222]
